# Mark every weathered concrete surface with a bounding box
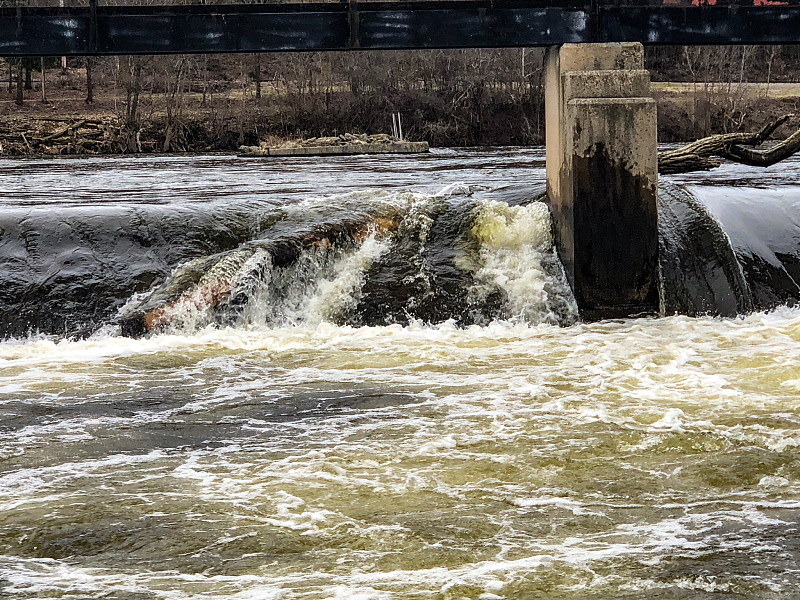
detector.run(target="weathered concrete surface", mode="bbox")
[561,70,650,102]
[558,43,643,73]
[544,46,563,215]
[239,142,429,157]
[567,98,659,317]
[545,42,659,320]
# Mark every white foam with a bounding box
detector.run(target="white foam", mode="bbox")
[648,408,687,431]
[302,233,390,325]
[470,200,578,324]
[0,450,167,507]
[2,308,800,599]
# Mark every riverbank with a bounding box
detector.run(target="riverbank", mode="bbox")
[652,81,800,142]
[2,78,799,156]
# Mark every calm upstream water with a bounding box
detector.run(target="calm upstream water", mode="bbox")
[1,149,800,599]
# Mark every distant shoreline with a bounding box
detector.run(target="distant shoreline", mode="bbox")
[2,81,798,157]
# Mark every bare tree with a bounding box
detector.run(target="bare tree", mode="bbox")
[85,57,94,104]
[15,60,23,106]
[162,56,187,152]
[122,56,144,152]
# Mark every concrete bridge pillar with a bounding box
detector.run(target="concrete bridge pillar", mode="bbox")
[545,42,659,319]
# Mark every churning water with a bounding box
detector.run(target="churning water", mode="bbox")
[1,149,800,599]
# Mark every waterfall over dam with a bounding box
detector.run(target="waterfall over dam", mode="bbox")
[0,151,798,339]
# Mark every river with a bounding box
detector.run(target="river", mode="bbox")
[1,149,799,599]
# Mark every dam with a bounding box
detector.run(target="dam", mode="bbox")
[4,1,800,318]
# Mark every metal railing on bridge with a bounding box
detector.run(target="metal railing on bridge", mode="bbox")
[2,0,800,56]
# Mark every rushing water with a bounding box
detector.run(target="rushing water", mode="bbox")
[1,149,800,599]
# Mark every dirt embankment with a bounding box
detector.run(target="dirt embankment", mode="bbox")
[3,77,800,156]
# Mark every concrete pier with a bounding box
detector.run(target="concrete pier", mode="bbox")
[545,43,659,319]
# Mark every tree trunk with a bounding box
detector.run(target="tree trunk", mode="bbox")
[162,57,186,153]
[201,55,208,106]
[85,56,94,104]
[25,66,32,91]
[60,0,67,75]
[658,115,800,175]
[255,53,262,99]
[765,46,778,100]
[15,62,23,106]
[131,60,142,127]
[40,57,47,103]
[124,57,143,152]
[125,57,142,130]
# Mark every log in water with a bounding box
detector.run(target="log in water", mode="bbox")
[1,149,799,599]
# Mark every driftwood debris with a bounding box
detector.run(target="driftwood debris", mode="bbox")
[20,132,33,153]
[658,115,800,175]
[0,117,118,156]
[39,119,89,143]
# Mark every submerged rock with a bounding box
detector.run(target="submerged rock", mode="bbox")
[114,184,578,336]
[4,174,800,340]
[0,202,279,339]
[693,185,800,311]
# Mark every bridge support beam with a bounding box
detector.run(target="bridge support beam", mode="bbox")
[545,42,659,320]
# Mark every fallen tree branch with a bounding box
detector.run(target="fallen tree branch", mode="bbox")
[724,129,800,167]
[658,114,799,175]
[40,119,88,143]
[20,132,33,153]
[32,117,104,124]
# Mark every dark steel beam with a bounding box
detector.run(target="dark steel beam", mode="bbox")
[1,1,800,57]
[600,5,800,45]
[355,2,590,49]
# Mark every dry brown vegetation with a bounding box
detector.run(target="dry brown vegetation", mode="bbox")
[2,44,800,155]
[0,49,546,154]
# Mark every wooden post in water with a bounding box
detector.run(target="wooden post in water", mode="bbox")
[545,43,659,320]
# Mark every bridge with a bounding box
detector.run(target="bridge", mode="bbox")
[2,1,800,56]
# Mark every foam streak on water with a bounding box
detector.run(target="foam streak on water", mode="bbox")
[1,308,800,599]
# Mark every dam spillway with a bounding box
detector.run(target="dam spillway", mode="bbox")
[0,149,798,338]
[1,149,800,599]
